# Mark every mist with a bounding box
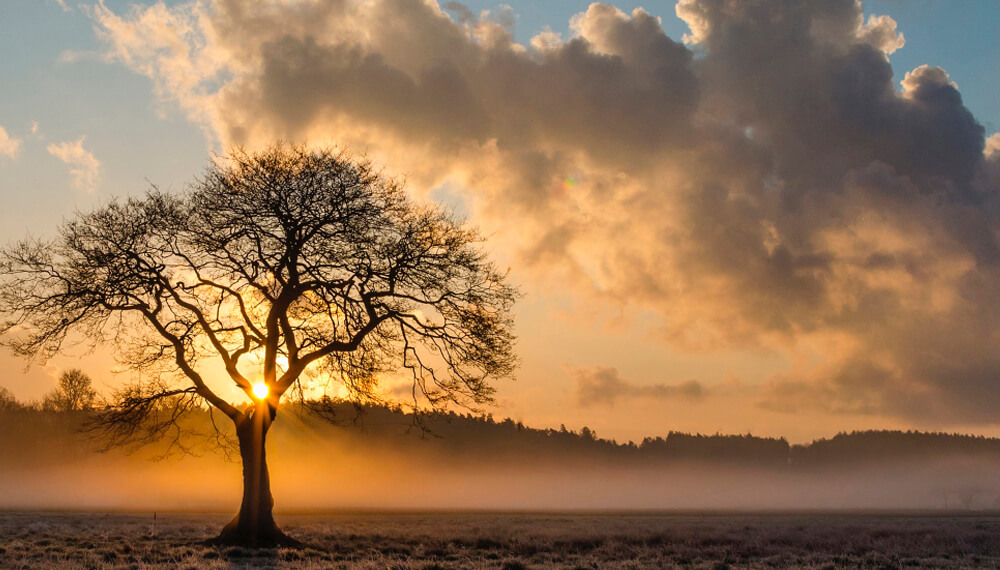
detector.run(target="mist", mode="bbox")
[3,408,999,513]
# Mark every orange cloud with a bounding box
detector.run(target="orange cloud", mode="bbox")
[0,126,21,159]
[47,136,101,193]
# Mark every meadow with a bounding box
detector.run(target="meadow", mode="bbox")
[3,511,1000,569]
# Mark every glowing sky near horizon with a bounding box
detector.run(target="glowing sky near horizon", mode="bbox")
[2,0,1000,444]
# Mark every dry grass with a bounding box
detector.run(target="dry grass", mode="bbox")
[2,511,1000,568]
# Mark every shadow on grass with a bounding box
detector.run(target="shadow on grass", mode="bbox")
[181,537,333,568]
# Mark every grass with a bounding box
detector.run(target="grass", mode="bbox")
[2,511,1000,568]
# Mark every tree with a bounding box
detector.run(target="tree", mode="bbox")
[0,144,518,546]
[41,369,98,412]
[0,386,22,412]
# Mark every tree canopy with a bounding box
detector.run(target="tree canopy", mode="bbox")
[41,369,98,412]
[1,144,517,421]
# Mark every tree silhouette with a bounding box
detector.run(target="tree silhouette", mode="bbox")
[41,369,97,412]
[0,144,518,546]
[0,386,22,412]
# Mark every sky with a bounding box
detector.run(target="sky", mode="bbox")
[1,0,1000,444]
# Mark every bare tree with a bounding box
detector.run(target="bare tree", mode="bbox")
[0,143,518,546]
[41,369,98,412]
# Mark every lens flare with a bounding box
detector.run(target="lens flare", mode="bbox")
[252,382,269,400]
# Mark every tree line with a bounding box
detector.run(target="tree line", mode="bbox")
[0,369,96,412]
[6,385,998,470]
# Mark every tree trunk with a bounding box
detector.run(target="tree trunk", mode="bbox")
[213,403,294,547]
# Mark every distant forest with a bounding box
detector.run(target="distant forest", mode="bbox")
[4,386,1000,471]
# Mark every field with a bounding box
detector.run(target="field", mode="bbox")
[3,512,1000,569]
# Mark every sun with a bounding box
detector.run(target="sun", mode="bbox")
[252,382,269,400]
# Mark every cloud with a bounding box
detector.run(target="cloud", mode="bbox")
[574,366,704,407]
[57,49,103,64]
[0,126,22,159]
[858,14,905,55]
[442,2,475,26]
[90,0,1000,425]
[47,137,101,193]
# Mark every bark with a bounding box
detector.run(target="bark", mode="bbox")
[213,403,295,547]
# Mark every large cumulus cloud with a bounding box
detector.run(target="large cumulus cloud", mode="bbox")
[92,0,1000,424]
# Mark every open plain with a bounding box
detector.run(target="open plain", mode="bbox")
[3,511,1000,569]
